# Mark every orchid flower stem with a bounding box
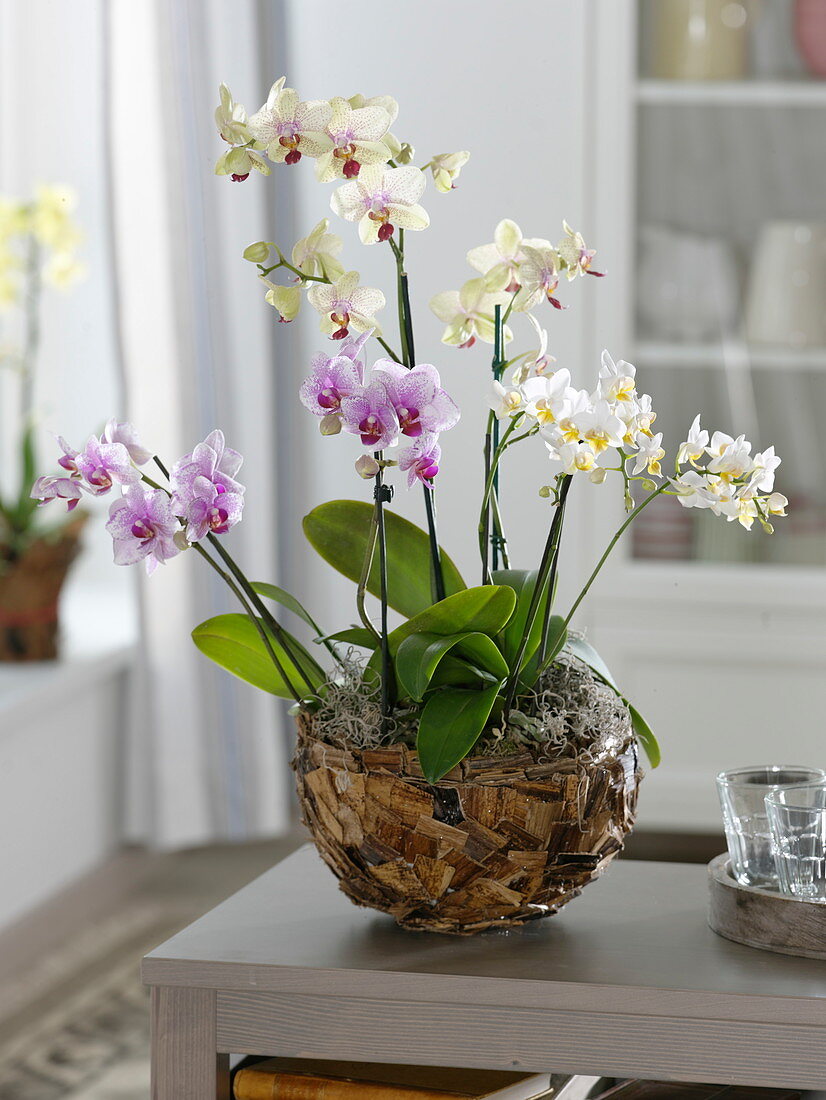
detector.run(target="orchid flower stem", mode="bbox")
[150,459,315,693]
[554,484,668,653]
[191,541,303,704]
[356,507,381,644]
[204,532,317,695]
[478,414,519,573]
[490,304,505,571]
[373,459,393,726]
[391,233,446,603]
[502,474,572,719]
[538,495,568,662]
[481,428,492,586]
[376,337,402,363]
[490,489,510,569]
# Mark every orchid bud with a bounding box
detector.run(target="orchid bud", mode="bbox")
[173,529,191,552]
[640,478,657,492]
[589,467,607,485]
[538,485,552,498]
[319,414,342,437]
[396,142,415,165]
[383,132,402,159]
[624,491,634,513]
[355,455,380,479]
[763,521,775,535]
[243,241,270,263]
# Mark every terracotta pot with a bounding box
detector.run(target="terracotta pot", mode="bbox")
[0,516,86,661]
[294,715,641,935]
[795,0,826,76]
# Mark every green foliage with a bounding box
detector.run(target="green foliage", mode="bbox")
[252,582,324,635]
[322,627,378,649]
[396,630,508,702]
[301,501,466,620]
[416,685,501,783]
[384,585,517,655]
[302,500,465,618]
[564,635,661,767]
[192,613,325,700]
[493,568,551,670]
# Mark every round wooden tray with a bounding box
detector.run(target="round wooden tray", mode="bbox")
[708,852,826,960]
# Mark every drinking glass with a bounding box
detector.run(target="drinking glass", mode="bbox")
[766,784,826,902]
[716,766,826,887]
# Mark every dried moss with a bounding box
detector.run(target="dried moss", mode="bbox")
[309,649,632,765]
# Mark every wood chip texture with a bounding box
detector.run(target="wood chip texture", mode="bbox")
[294,715,642,934]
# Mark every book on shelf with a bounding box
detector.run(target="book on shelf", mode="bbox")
[231,1058,555,1100]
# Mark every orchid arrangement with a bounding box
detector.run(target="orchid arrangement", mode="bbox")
[32,82,787,782]
[1,186,84,556]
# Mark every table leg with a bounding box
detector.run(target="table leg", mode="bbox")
[150,986,229,1100]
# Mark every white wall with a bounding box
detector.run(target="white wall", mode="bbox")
[274,0,597,629]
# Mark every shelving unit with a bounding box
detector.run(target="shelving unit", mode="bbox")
[635,340,826,371]
[583,0,826,832]
[637,78,826,106]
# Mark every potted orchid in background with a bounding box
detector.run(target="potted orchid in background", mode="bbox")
[0,186,85,661]
[32,81,787,933]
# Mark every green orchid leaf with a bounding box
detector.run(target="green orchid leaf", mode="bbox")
[303,500,465,618]
[322,627,378,649]
[628,703,661,769]
[518,616,567,692]
[386,585,517,655]
[565,635,617,687]
[493,568,553,669]
[396,630,509,702]
[252,582,324,636]
[192,613,325,700]
[564,635,661,768]
[430,654,501,689]
[417,684,501,783]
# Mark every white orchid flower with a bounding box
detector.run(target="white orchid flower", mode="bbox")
[429,151,470,193]
[765,492,788,517]
[467,219,552,294]
[551,440,599,474]
[540,389,592,447]
[489,379,524,419]
[671,471,717,510]
[707,435,754,481]
[520,369,573,427]
[315,97,393,182]
[630,432,665,477]
[247,77,333,165]
[429,278,511,348]
[215,84,250,146]
[677,414,709,466]
[330,164,429,245]
[513,244,563,312]
[291,219,344,280]
[556,220,603,280]
[575,399,625,455]
[307,270,385,339]
[599,350,637,404]
[745,446,781,494]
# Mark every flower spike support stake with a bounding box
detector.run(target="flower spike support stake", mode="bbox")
[374,463,394,728]
[397,259,445,603]
[490,303,505,571]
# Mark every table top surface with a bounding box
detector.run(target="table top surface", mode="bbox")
[143,846,826,1013]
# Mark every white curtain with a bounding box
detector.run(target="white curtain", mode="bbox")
[106,0,292,847]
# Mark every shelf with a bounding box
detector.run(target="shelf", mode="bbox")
[637,79,826,107]
[634,340,826,371]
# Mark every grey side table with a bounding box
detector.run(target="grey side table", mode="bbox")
[142,846,826,1099]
